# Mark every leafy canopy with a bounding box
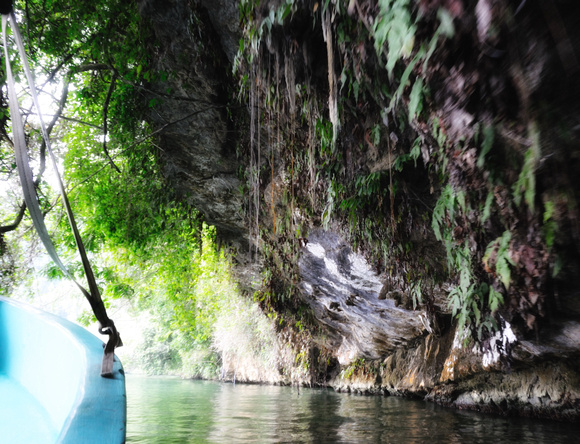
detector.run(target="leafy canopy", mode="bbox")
[0,0,244,374]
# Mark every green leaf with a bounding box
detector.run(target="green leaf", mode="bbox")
[543,200,556,223]
[459,266,470,292]
[513,123,540,212]
[408,78,423,121]
[553,255,563,277]
[410,137,421,166]
[437,8,455,38]
[482,191,494,223]
[455,190,466,213]
[489,287,504,313]
[477,124,494,168]
[389,47,424,111]
[472,301,481,324]
[372,124,381,147]
[496,257,511,289]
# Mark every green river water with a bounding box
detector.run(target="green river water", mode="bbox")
[125,375,580,443]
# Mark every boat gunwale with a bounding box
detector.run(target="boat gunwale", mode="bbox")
[0,296,126,443]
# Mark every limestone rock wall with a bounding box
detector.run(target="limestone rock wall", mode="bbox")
[301,229,580,421]
[138,0,246,248]
[138,0,580,421]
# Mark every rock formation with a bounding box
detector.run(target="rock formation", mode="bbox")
[138,0,580,420]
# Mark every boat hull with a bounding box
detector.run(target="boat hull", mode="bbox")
[0,297,126,443]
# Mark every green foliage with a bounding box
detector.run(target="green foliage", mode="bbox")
[447,245,501,341]
[140,223,227,346]
[340,171,388,221]
[476,124,495,169]
[317,113,346,228]
[179,349,221,380]
[0,0,264,376]
[447,244,473,313]
[542,200,557,249]
[408,77,424,121]
[0,237,16,296]
[0,0,165,257]
[410,279,423,309]
[388,48,423,113]
[513,122,540,212]
[481,191,494,224]
[483,230,514,290]
[433,183,508,339]
[432,184,465,243]
[393,137,421,171]
[432,118,446,147]
[488,286,504,314]
[372,3,453,120]
[340,358,366,380]
[373,0,416,77]
[235,0,295,72]
[133,327,183,375]
[91,218,273,376]
[316,117,335,159]
[321,179,340,229]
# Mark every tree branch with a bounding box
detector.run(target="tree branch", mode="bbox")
[0,77,71,235]
[69,105,223,193]
[36,79,70,180]
[42,33,100,85]
[0,201,27,234]
[117,76,218,106]
[69,63,112,74]
[102,72,121,173]
[49,115,103,130]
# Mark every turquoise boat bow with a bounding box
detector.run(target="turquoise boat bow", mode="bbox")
[0,297,126,443]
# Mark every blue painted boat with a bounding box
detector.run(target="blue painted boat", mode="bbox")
[0,296,126,443]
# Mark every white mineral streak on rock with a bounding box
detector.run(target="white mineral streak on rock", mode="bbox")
[442,353,457,381]
[419,313,433,334]
[481,321,517,368]
[300,230,426,364]
[441,328,467,382]
[336,340,357,365]
[349,252,383,293]
[306,242,325,259]
[324,256,341,281]
[308,242,382,293]
[321,277,342,293]
[452,328,467,349]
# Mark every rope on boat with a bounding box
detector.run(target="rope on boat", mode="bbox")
[1,4,122,377]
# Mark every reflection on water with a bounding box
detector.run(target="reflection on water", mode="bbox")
[126,375,580,443]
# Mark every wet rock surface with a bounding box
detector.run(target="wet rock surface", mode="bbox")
[329,324,580,421]
[297,231,580,421]
[138,0,246,248]
[299,229,427,364]
[199,0,241,65]
[427,361,580,421]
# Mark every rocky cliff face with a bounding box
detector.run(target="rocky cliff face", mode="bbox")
[139,0,580,420]
[138,0,246,248]
[299,230,429,363]
[301,228,580,421]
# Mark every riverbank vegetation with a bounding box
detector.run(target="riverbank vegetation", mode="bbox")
[0,0,284,378]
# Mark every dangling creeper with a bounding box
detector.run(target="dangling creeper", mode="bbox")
[1,1,122,377]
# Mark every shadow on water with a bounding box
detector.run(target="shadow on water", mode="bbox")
[206,382,344,442]
[126,376,580,443]
[126,376,217,443]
